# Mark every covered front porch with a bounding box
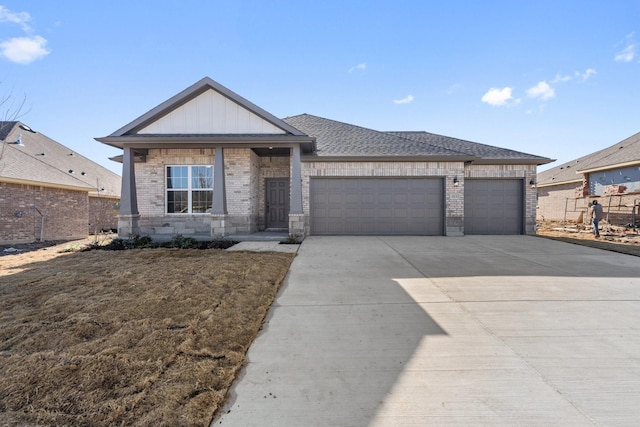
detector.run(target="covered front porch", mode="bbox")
[115,144,309,240]
[95,76,315,240]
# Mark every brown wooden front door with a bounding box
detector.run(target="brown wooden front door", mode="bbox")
[266,178,289,229]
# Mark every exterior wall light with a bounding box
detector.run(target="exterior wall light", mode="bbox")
[529,179,536,188]
[453,177,459,187]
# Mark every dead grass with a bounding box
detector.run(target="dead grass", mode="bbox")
[0,246,295,426]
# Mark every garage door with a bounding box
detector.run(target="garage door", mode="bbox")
[310,178,444,235]
[464,179,523,235]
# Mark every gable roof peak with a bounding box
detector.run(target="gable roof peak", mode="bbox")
[108,77,306,137]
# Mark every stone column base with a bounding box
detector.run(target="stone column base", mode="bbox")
[288,213,307,237]
[118,214,141,237]
[211,214,232,238]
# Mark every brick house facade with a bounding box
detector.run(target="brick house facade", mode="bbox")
[0,182,88,244]
[537,131,640,226]
[96,77,550,239]
[0,122,121,244]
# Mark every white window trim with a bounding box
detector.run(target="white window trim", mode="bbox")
[165,165,213,214]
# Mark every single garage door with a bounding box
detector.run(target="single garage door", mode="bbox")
[310,178,444,235]
[464,179,523,235]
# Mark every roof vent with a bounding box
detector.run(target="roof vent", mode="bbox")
[36,152,45,156]
[13,134,24,146]
[68,169,74,174]
[81,172,86,176]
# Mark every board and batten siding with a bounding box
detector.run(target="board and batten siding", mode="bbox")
[139,89,287,135]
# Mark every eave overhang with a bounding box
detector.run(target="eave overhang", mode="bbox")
[0,176,95,192]
[301,154,478,162]
[469,157,554,166]
[536,178,583,188]
[576,159,640,175]
[95,134,316,153]
[300,155,550,164]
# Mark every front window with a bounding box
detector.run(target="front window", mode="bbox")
[166,165,213,213]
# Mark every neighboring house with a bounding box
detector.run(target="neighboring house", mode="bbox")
[96,77,551,239]
[0,122,121,244]
[537,131,640,225]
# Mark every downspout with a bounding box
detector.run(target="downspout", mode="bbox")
[31,205,44,242]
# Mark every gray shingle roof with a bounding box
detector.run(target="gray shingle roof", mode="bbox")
[538,130,640,186]
[389,131,549,162]
[283,114,552,164]
[1,122,121,196]
[283,114,468,158]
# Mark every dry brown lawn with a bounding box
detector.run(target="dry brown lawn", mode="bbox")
[0,242,295,426]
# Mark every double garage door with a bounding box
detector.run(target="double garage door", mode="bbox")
[310,177,523,235]
[310,178,444,235]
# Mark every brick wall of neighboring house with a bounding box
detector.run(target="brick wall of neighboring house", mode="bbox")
[0,182,89,244]
[537,182,640,226]
[536,182,582,222]
[596,193,640,226]
[89,195,119,234]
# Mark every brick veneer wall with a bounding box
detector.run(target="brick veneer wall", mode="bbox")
[133,148,259,235]
[0,181,89,244]
[536,182,582,222]
[129,150,540,237]
[89,195,119,233]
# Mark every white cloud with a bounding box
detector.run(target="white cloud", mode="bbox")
[348,63,367,73]
[393,94,414,104]
[526,81,555,100]
[615,33,636,62]
[0,36,50,64]
[481,87,515,106]
[576,68,597,81]
[551,73,572,84]
[0,5,32,32]
[615,45,635,62]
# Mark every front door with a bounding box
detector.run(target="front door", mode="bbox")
[266,178,290,229]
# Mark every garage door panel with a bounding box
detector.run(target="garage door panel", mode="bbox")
[464,179,523,235]
[311,178,443,235]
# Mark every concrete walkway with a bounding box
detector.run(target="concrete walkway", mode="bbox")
[213,236,640,426]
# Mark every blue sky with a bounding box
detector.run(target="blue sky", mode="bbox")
[1,1,639,175]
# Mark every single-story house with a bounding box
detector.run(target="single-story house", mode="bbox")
[96,77,552,239]
[0,121,121,244]
[537,131,640,225]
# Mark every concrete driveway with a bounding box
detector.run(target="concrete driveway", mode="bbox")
[214,236,640,426]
